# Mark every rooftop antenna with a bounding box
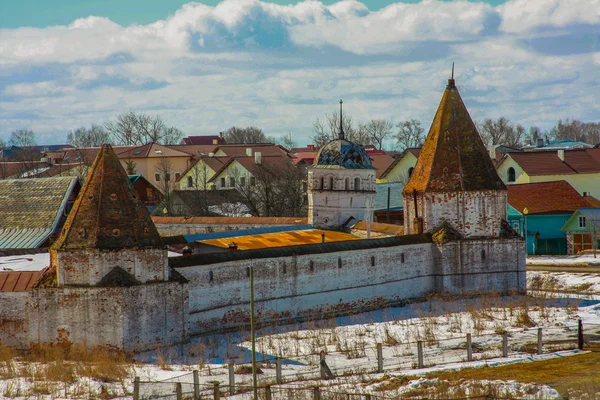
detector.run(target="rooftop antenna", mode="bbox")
[448,62,456,88]
[338,99,345,140]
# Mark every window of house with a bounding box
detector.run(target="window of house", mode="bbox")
[250,176,256,186]
[354,177,361,191]
[579,216,587,228]
[155,174,160,182]
[187,176,193,188]
[408,167,414,177]
[230,177,235,187]
[241,177,246,186]
[165,173,171,182]
[175,173,181,181]
[513,222,520,233]
[221,177,226,188]
[507,167,516,182]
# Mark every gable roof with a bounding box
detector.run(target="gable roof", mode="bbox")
[181,135,225,146]
[370,154,396,179]
[562,208,600,231]
[0,270,46,292]
[505,149,600,176]
[212,144,290,158]
[507,181,591,215]
[379,148,421,179]
[403,79,505,193]
[51,144,163,251]
[115,143,192,159]
[0,177,80,249]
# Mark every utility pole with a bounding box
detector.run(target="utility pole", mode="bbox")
[250,265,258,400]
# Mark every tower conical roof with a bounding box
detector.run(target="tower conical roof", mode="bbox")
[403,79,505,193]
[51,144,163,250]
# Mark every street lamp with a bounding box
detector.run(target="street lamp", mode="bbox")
[523,208,529,255]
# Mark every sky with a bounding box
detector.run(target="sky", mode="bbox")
[1,0,599,146]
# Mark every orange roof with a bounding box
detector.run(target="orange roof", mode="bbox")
[116,143,192,159]
[584,196,600,208]
[507,181,591,215]
[213,144,290,157]
[51,144,163,250]
[152,216,307,225]
[0,270,44,292]
[198,229,359,250]
[369,154,396,179]
[351,221,404,236]
[403,79,505,193]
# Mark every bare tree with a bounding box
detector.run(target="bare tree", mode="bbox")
[105,111,169,145]
[9,129,37,147]
[0,138,6,148]
[478,117,524,148]
[154,157,175,215]
[395,119,424,151]
[223,127,270,144]
[67,124,111,147]
[185,160,214,216]
[311,110,366,148]
[162,127,184,145]
[276,132,296,150]
[549,119,600,144]
[360,119,393,150]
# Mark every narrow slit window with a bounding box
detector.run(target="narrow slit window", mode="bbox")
[371,256,375,266]
[209,271,214,282]
[282,263,287,274]
[309,261,314,272]
[246,267,251,277]
[400,253,405,263]
[338,257,342,268]
[481,249,486,260]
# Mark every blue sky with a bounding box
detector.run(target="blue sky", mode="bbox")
[1,0,599,146]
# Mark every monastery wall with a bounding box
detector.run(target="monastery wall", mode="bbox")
[176,242,436,335]
[0,292,29,348]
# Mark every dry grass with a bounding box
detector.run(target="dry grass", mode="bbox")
[425,350,600,398]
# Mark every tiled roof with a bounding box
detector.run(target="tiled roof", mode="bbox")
[0,161,52,179]
[507,181,591,215]
[314,139,374,169]
[369,154,396,178]
[584,196,600,208]
[403,79,505,193]
[0,270,45,292]
[116,143,192,159]
[198,229,359,250]
[152,216,307,225]
[213,144,290,157]
[51,144,163,250]
[351,221,404,236]
[0,177,80,249]
[167,144,219,157]
[181,136,225,146]
[507,149,600,176]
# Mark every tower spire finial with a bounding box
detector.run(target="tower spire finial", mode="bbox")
[447,62,456,88]
[338,99,345,140]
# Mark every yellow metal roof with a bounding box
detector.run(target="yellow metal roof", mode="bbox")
[198,229,360,250]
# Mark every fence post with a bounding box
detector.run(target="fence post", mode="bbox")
[193,370,200,400]
[213,382,220,400]
[176,382,183,400]
[320,351,326,379]
[417,341,424,369]
[228,363,235,395]
[502,333,508,358]
[276,357,282,384]
[376,343,383,373]
[578,319,584,350]
[313,386,321,400]
[467,333,472,362]
[133,377,140,400]
[537,328,543,355]
[265,385,272,400]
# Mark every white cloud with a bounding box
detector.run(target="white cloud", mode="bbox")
[0,0,599,145]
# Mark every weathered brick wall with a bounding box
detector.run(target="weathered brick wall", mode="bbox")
[28,281,188,351]
[436,238,526,295]
[54,248,168,286]
[404,191,507,237]
[176,243,437,335]
[0,293,30,348]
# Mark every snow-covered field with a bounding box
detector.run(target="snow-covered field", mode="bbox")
[2,266,600,398]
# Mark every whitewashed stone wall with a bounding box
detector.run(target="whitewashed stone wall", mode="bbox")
[0,292,29,348]
[403,191,507,237]
[308,168,376,229]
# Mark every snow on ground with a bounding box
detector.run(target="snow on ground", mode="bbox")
[527,254,600,266]
[529,270,600,294]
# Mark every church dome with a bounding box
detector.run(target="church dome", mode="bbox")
[314,139,373,169]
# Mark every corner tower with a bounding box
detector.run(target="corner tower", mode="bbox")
[402,76,507,237]
[50,144,167,285]
[308,101,376,229]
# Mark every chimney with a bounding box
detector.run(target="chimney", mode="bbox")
[489,145,496,160]
[558,149,565,162]
[246,148,253,156]
[255,152,262,165]
[219,131,223,139]
[308,144,315,151]
[536,138,544,148]
[208,152,214,157]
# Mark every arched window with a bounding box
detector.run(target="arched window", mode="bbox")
[408,167,414,177]
[329,176,334,190]
[345,177,349,190]
[320,177,324,190]
[354,177,360,191]
[507,167,516,182]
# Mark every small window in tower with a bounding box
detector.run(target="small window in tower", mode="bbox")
[338,257,342,268]
[209,271,214,282]
[282,262,287,274]
[481,249,486,260]
[371,256,375,266]
[400,253,405,263]
[309,261,314,272]
[345,177,349,190]
[329,176,334,190]
[246,267,251,277]
[354,177,360,191]
[320,177,324,190]
[507,167,516,182]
